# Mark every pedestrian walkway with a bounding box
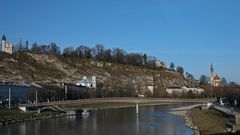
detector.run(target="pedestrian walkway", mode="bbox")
[213,105,239,116]
[171,104,202,111]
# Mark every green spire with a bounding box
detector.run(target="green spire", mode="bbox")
[210,64,214,74]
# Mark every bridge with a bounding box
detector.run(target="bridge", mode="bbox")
[19,97,214,107]
[18,98,214,113]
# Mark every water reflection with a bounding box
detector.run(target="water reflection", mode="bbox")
[136,116,139,135]
[0,104,193,135]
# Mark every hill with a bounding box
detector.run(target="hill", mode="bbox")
[0,52,197,96]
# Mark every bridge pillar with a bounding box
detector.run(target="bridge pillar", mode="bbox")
[37,109,41,114]
[235,113,240,125]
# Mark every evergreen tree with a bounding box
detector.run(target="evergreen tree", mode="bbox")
[170,62,175,70]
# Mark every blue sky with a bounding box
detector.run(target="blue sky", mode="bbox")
[1,0,240,83]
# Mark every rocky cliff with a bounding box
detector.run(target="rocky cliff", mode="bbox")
[0,52,197,96]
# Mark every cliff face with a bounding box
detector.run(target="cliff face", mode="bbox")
[0,52,197,95]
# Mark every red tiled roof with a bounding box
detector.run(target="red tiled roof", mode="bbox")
[214,75,220,80]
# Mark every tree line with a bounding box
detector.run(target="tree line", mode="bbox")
[199,74,239,86]
[13,41,188,73]
[62,44,161,69]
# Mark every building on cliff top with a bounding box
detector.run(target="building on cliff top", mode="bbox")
[155,59,166,69]
[1,34,13,54]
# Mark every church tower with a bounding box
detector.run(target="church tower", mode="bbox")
[1,34,6,51]
[1,34,13,54]
[210,64,214,85]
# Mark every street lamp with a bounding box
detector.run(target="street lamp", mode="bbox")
[8,88,11,109]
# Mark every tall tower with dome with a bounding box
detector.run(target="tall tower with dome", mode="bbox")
[210,64,214,85]
[210,64,220,86]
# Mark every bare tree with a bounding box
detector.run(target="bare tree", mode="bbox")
[143,53,147,67]
[94,44,105,60]
[199,75,208,85]
[31,42,42,52]
[49,42,60,54]
[112,48,125,64]
[147,56,157,69]
[63,46,75,57]
[220,77,228,86]
[104,49,112,62]
[176,66,184,75]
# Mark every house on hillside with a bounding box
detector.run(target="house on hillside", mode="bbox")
[166,86,204,94]
[76,76,96,88]
[155,60,166,69]
[166,87,182,94]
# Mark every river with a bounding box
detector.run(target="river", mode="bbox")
[0,104,193,135]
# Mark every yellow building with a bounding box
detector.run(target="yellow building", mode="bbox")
[213,75,220,87]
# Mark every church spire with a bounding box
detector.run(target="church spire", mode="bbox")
[210,64,214,85]
[210,64,214,75]
[2,34,6,41]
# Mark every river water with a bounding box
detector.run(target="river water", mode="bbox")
[0,104,193,135]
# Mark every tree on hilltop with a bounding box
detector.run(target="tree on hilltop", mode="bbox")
[199,75,208,85]
[176,66,184,75]
[220,77,228,86]
[170,62,175,70]
[186,72,195,80]
[143,53,147,67]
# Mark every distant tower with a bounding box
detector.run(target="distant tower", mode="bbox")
[1,34,13,54]
[1,34,6,50]
[210,64,214,85]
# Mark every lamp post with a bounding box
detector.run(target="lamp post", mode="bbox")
[8,88,11,109]
[64,84,68,100]
[35,89,38,107]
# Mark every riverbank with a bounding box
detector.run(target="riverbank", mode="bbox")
[169,110,200,135]
[169,110,187,116]
[188,107,240,135]
[0,107,63,126]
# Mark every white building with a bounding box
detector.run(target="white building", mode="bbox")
[166,86,204,94]
[1,34,13,54]
[155,60,166,69]
[166,87,182,94]
[147,85,154,94]
[76,76,96,88]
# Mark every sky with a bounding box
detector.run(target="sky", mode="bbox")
[1,0,240,83]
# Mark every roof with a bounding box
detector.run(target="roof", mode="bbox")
[79,79,93,84]
[214,75,220,80]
